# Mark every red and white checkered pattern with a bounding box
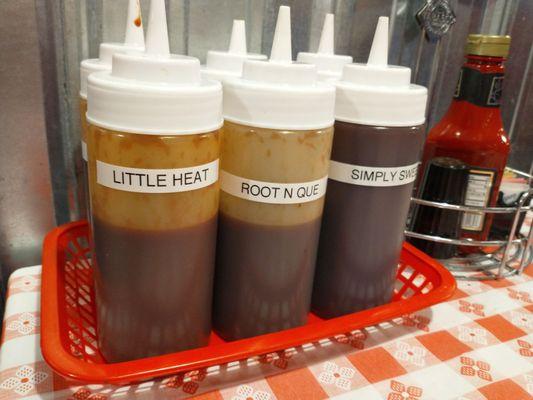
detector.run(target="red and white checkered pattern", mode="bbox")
[1,262,532,400]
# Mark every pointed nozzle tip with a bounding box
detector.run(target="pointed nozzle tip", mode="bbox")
[124,0,145,46]
[278,5,290,17]
[145,0,170,55]
[228,20,247,55]
[367,16,389,67]
[270,6,292,63]
[317,13,335,55]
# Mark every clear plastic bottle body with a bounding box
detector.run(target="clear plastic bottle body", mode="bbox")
[312,121,425,318]
[79,98,90,218]
[87,124,219,362]
[214,121,333,340]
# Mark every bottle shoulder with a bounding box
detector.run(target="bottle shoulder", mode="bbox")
[427,107,509,150]
[428,121,508,141]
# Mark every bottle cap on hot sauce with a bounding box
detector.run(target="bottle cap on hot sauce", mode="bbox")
[466,34,511,58]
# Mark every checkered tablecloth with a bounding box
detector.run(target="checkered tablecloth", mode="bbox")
[0,263,531,400]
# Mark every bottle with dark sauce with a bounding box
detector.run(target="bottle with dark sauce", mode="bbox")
[79,0,144,218]
[213,6,335,340]
[312,17,428,318]
[86,0,222,362]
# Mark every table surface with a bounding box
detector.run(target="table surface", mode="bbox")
[0,263,531,400]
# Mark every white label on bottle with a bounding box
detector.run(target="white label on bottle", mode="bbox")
[96,159,219,193]
[220,170,327,204]
[461,169,495,231]
[82,140,88,162]
[328,160,419,187]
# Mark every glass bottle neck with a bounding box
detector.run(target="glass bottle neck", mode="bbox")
[452,54,505,109]
[464,54,505,70]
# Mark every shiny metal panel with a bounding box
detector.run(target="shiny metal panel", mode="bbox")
[506,0,533,171]
[188,0,248,60]
[0,0,56,276]
[35,0,85,225]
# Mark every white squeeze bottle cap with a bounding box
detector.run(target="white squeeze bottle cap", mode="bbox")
[335,16,428,127]
[86,0,222,135]
[201,20,267,82]
[80,0,144,99]
[296,14,353,81]
[223,6,335,130]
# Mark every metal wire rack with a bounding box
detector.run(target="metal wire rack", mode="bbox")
[405,167,532,280]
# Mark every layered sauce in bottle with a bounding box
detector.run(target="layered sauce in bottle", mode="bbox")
[86,0,222,361]
[213,6,335,340]
[215,122,332,339]
[87,128,219,361]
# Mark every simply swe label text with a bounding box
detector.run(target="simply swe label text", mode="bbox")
[329,160,419,187]
[220,170,327,204]
[97,159,218,193]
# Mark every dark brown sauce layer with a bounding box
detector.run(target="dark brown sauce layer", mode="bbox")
[92,216,217,362]
[213,213,322,340]
[312,121,425,318]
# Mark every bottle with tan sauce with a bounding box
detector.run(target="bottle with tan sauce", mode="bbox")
[312,17,428,318]
[79,0,144,216]
[213,6,335,340]
[296,13,352,82]
[201,19,266,82]
[86,0,222,362]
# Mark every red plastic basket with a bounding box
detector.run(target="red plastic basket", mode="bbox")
[41,221,456,385]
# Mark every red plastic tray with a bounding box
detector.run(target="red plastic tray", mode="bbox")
[41,221,456,385]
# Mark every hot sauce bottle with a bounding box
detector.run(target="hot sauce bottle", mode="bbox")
[79,0,144,215]
[420,35,511,245]
[86,0,222,362]
[213,6,335,340]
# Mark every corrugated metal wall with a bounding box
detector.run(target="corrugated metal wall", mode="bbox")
[0,0,531,282]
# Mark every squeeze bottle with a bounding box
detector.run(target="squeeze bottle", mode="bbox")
[86,0,222,361]
[312,17,428,318]
[213,6,335,340]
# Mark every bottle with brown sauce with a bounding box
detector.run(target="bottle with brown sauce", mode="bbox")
[312,17,428,318]
[213,6,335,340]
[79,0,144,217]
[86,0,222,362]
